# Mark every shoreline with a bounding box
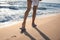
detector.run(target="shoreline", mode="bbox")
[0,13,59,28]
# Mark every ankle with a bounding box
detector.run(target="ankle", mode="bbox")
[22,22,25,25]
[32,22,35,25]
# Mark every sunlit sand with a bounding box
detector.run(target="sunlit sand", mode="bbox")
[0,14,60,40]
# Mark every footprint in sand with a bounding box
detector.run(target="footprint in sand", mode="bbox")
[11,35,17,38]
[6,35,17,40]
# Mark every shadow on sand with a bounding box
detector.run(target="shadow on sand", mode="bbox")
[20,27,50,40]
[23,30,36,40]
[33,27,50,40]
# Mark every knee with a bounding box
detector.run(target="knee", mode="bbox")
[26,8,31,12]
[33,6,37,9]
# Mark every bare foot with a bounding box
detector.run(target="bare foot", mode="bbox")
[20,28,26,33]
[32,23,37,28]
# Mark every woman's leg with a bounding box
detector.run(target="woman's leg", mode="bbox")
[32,6,38,27]
[21,0,32,28]
[20,0,32,33]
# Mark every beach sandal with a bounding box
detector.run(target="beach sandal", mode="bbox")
[20,27,26,33]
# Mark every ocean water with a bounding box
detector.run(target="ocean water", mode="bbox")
[0,1,60,23]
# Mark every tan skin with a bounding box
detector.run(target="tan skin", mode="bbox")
[22,0,41,28]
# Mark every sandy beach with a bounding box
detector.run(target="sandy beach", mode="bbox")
[0,14,60,40]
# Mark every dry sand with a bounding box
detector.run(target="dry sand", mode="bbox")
[0,14,60,40]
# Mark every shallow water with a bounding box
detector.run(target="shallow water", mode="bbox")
[0,1,60,23]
